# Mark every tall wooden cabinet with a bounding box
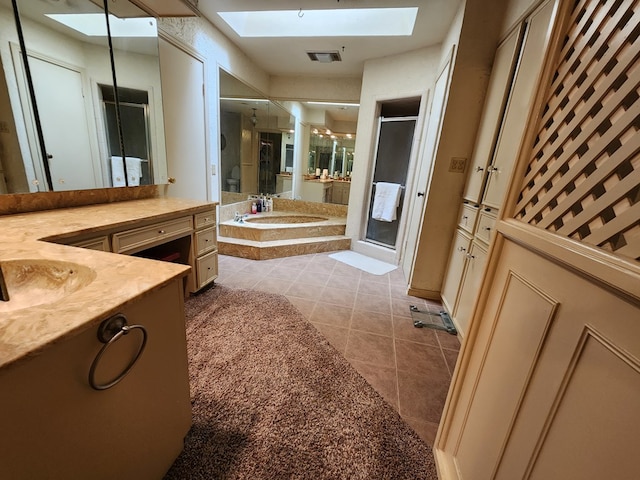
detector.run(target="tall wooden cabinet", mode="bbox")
[441,0,556,337]
[437,0,640,476]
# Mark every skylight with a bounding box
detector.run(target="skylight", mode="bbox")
[45,14,157,37]
[218,8,418,37]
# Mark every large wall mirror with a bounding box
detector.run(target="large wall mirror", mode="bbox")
[219,69,295,206]
[0,0,166,194]
[219,69,358,207]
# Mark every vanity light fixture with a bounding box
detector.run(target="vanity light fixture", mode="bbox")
[250,108,258,126]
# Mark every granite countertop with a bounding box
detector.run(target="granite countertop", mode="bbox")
[0,197,217,369]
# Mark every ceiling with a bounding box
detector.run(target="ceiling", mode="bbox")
[197,0,463,78]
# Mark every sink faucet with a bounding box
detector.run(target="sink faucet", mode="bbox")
[0,265,9,302]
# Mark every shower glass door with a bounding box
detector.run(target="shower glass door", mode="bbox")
[365,116,417,248]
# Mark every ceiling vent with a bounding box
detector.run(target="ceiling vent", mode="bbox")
[307,51,342,63]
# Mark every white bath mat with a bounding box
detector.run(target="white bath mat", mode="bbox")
[329,251,397,276]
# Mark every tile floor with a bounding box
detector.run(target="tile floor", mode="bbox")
[215,251,461,445]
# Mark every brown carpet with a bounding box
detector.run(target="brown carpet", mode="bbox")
[165,285,439,480]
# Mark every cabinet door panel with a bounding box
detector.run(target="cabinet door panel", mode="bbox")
[453,241,488,337]
[441,229,473,315]
[464,25,524,203]
[483,0,555,208]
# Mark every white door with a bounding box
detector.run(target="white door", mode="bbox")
[159,38,208,200]
[401,53,453,280]
[29,56,98,191]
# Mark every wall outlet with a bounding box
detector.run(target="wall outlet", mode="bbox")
[449,157,467,173]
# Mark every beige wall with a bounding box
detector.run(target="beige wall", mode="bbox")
[344,45,442,261]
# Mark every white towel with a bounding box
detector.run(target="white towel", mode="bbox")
[111,156,143,187]
[371,182,402,222]
[125,157,142,186]
[110,156,126,187]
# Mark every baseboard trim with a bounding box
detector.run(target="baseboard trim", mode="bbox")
[407,287,441,301]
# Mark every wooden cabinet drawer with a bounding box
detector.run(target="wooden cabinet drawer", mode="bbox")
[195,226,217,256]
[476,209,497,244]
[196,250,218,288]
[194,210,216,230]
[71,236,110,252]
[112,216,193,254]
[459,203,479,233]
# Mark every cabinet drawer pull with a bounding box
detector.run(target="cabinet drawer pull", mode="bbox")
[158,229,165,234]
[484,226,491,231]
[89,314,148,391]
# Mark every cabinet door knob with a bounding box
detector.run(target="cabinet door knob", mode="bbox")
[158,230,165,234]
[168,177,176,184]
[417,192,425,197]
[475,166,484,172]
[458,246,466,252]
[466,253,475,259]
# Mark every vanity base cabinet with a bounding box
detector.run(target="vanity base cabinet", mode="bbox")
[0,279,191,480]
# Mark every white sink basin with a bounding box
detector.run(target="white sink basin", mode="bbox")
[0,259,96,313]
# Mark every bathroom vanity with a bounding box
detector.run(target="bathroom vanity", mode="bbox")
[0,196,217,479]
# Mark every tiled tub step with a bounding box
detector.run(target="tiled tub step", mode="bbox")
[218,235,351,260]
[219,219,346,241]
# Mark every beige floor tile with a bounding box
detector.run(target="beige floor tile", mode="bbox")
[344,331,395,368]
[309,303,353,328]
[321,285,356,307]
[402,416,439,446]
[296,270,331,287]
[286,297,316,319]
[397,370,450,424]
[286,282,319,299]
[326,274,359,292]
[350,310,393,336]
[348,360,398,410]
[395,340,449,375]
[354,292,391,315]
[443,348,460,377]
[358,281,391,297]
[269,265,303,280]
[392,316,440,346]
[360,271,390,284]
[311,323,349,354]
[252,278,292,295]
[332,262,362,278]
[436,330,461,352]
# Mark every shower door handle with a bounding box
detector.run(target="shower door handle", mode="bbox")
[417,192,425,197]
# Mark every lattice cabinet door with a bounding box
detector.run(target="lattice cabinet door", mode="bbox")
[483,0,556,209]
[514,0,640,263]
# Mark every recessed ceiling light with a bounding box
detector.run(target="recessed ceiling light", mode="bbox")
[218,8,418,38]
